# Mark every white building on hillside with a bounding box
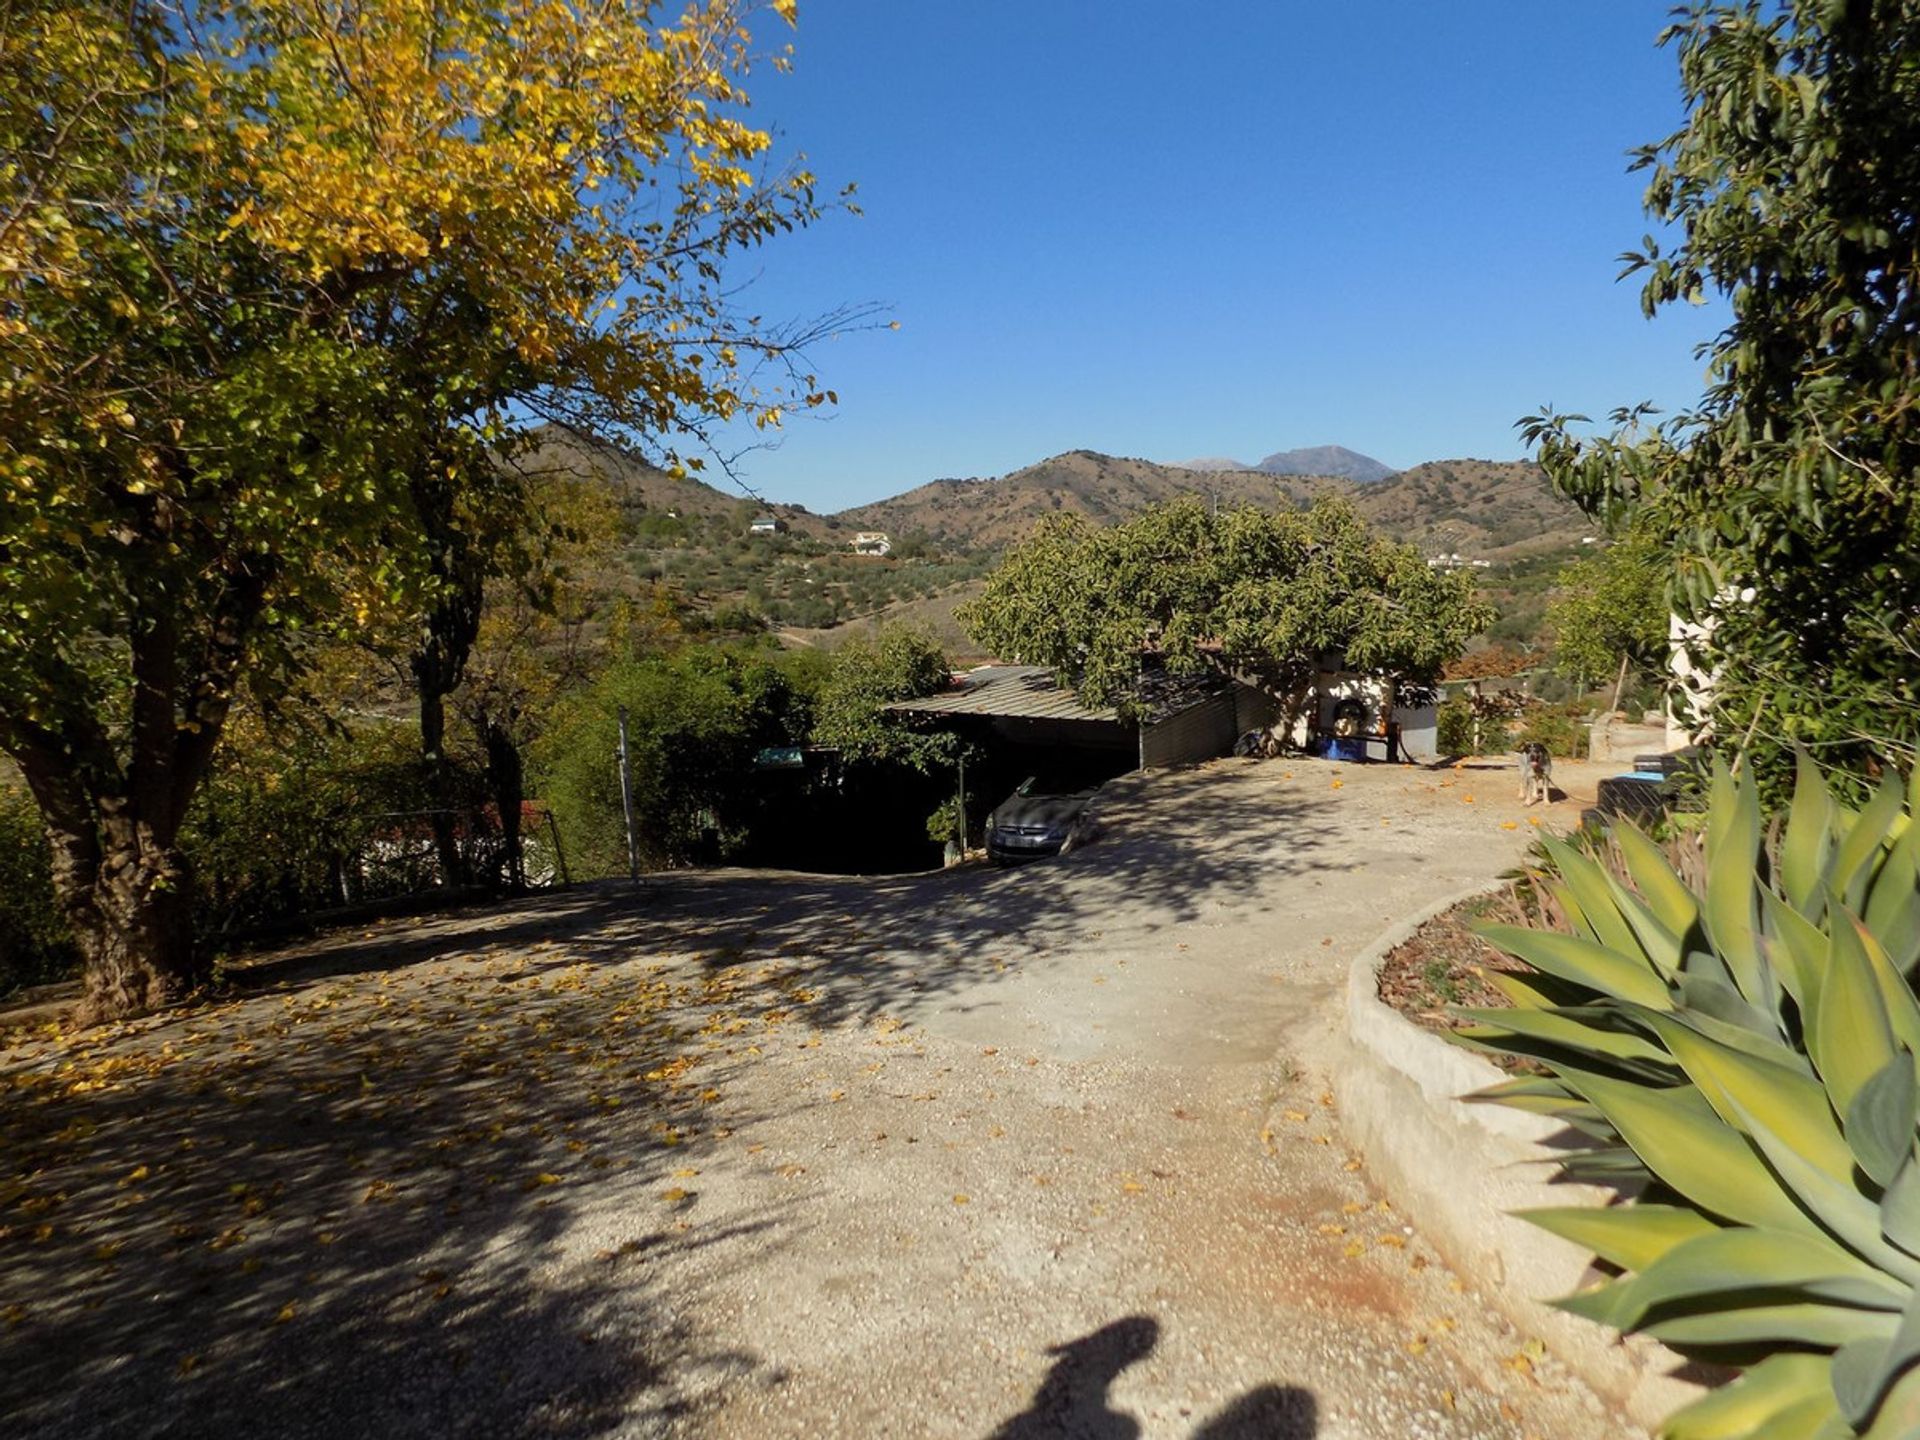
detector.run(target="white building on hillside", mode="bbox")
[852,532,892,556]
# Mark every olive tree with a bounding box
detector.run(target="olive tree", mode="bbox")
[959,498,1491,727]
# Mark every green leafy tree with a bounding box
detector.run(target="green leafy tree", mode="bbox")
[1522,0,1920,789]
[533,648,818,876]
[1545,529,1671,704]
[811,627,956,771]
[958,498,1491,723]
[0,0,844,1020]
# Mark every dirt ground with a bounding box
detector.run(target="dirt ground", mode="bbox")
[1,756,1639,1439]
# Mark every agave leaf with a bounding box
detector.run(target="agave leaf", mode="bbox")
[1468,1073,1582,1104]
[1660,999,1812,1075]
[1724,1092,1920,1285]
[1542,874,1599,945]
[1518,1204,1719,1273]
[1541,832,1654,962]
[1555,1274,1642,1328]
[1880,1153,1920,1260]
[1858,1351,1920,1440]
[1781,750,1838,917]
[1762,889,1828,1019]
[1570,1073,1822,1236]
[1862,809,1920,969]
[1484,968,1573,1010]
[1555,1144,1654,1184]
[1476,924,1673,1010]
[1454,1007,1670,1063]
[1615,821,1703,942]
[1703,772,1770,1009]
[1872,884,1920,983]
[1846,1052,1920,1190]
[1449,1029,1672,1092]
[1680,943,1745,1005]
[1815,906,1902,1118]
[1674,971,1787,1042]
[1603,868,1689,976]
[1834,777,1905,916]
[1645,1300,1897,1348]
[1855,920,1920,1062]
[1833,1338,1890,1432]
[1648,1015,1855,1182]
[1833,1287,1920,1431]
[1656,1351,1833,1440]
[1618,1228,1907,1326]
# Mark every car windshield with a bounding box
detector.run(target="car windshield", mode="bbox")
[1015,773,1091,798]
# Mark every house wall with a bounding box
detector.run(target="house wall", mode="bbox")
[1315,674,1394,734]
[1140,693,1238,768]
[1393,704,1438,760]
[1233,684,1281,736]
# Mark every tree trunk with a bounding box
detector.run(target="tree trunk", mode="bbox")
[27,778,205,1025]
[416,683,469,888]
[480,719,525,890]
[72,838,202,1025]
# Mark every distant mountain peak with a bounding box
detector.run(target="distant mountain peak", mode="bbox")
[1253,445,1396,483]
[1173,446,1395,482]
[1177,456,1255,473]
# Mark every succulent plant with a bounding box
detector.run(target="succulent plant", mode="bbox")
[1456,755,1920,1438]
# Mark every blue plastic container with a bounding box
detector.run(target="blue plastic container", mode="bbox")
[1327,737,1367,763]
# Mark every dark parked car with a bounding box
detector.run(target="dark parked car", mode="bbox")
[985,774,1098,864]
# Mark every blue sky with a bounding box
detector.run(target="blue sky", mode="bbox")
[712,1,1722,511]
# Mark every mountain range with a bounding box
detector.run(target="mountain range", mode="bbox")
[830,449,1583,561]
[530,428,1586,565]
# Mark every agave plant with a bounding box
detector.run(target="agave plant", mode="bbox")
[1455,755,1920,1439]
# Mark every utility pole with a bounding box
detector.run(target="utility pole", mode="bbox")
[956,752,968,856]
[616,707,640,886]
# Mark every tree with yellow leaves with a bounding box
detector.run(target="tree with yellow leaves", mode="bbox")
[0,0,848,1020]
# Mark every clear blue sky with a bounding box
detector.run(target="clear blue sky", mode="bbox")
[709,1,1721,511]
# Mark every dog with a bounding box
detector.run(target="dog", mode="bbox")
[1518,742,1553,806]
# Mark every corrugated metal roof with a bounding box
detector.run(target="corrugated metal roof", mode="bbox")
[886,665,1230,725]
[886,666,1121,723]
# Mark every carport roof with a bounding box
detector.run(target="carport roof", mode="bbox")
[887,666,1119,723]
[886,665,1230,725]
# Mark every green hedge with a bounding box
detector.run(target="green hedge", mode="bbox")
[0,784,77,997]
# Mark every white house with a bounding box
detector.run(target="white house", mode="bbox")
[851,531,891,556]
[748,515,784,536]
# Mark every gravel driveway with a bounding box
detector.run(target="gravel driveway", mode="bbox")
[1,757,1634,1439]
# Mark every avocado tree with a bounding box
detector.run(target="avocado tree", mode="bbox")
[958,498,1491,728]
[1523,0,1920,789]
[1545,528,1671,707]
[0,0,844,1020]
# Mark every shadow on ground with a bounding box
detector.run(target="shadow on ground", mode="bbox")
[988,1316,1316,1440]
[236,763,1343,1033]
[1,960,803,1438]
[2,763,1340,1437]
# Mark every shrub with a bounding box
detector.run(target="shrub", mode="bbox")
[532,646,820,877]
[1460,757,1920,1438]
[1515,704,1585,759]
[0,784,77,995]
[184,720,461,936]
[1436,698,1476,756]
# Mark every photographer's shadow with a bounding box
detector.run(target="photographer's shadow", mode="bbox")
[987,1317,1316,1439]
